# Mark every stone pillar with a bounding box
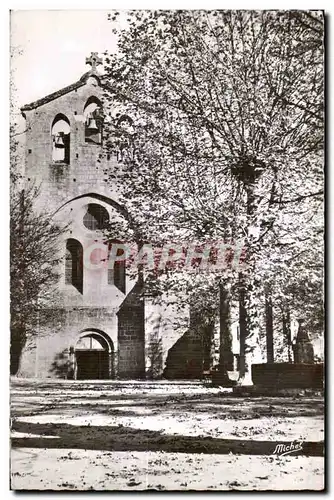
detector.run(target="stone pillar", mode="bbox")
[109,350,118,379]
[293,319,314,364]
[69,346,75,380]
[113,350,118,378]
[108,351,113,379]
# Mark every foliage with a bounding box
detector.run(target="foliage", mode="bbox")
[10,181,66,374]
[101,10,324,380]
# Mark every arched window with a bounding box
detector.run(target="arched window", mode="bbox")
[108,241,126,294]
[84,97,103,144]
[52,114,70,163]
[83,203,109,230]
[65,239,83,294]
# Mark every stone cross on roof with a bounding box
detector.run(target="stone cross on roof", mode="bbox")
[86,52,103,71]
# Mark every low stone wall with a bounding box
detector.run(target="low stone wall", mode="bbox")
[252,363,324,389]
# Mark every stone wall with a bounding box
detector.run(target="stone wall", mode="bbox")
[22,75,119,213]
[144,297,190,379]
[18,307,118,378]
[117,282,145,378]
[19,74,148,379]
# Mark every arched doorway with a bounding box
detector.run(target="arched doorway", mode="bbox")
[74,331,113,380]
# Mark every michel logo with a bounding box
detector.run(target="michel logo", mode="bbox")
[273,441,304,457]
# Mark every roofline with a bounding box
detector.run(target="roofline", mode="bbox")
[20,71,104,114]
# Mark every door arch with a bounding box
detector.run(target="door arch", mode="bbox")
[74,330,114,380]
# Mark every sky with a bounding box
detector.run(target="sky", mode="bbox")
[10,10,119,109]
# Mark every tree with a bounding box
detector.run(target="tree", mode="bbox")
[10,181,67,374]
[101,10,324,383]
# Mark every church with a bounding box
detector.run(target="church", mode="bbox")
[18,53,241,380]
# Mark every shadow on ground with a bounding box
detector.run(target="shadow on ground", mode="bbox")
[11,420,324,457]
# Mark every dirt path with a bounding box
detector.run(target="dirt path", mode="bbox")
[10,378,325,491]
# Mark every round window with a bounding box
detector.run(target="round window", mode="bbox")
[83,203,109,230]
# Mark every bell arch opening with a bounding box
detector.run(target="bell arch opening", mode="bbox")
[84,96,103,144]
[51,114,70,163]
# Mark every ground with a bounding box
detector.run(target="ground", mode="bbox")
[10,378,324,491]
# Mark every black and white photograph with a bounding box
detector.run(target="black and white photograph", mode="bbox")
[9,9,324,491]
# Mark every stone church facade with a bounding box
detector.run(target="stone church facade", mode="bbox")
[18,54,241,380]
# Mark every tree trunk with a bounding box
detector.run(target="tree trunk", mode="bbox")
[282,307,292,362]
[202,322,214,372]
[238,269,262,385]
[10,326,26,375]
[237,179,263,385]
[239,276,247,379]
[219,281,233,381]
[10,192,27,376]
[265,293,274,363]
[189,305,212,378]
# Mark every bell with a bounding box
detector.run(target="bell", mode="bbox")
[54,134,65,148]
[87,118,99,131]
